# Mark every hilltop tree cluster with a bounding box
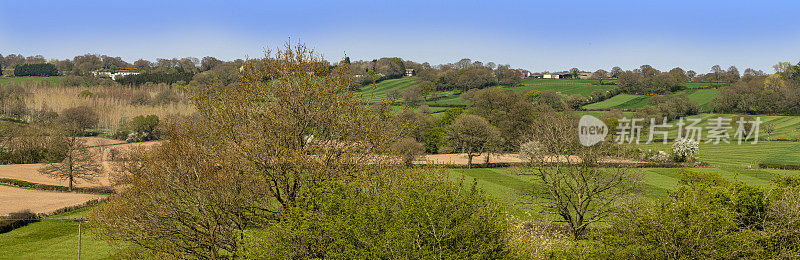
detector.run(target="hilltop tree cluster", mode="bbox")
[712,61,800,115]
[617,65,688,94]
[13,63,58,77]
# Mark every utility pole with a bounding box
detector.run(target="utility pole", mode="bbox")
[77,219,83,260]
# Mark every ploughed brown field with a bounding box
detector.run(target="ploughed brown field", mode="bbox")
[0,138,161,215]
[0,185,105,215]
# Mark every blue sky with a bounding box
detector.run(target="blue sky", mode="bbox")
[1,0,799,72]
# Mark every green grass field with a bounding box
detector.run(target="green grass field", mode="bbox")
[0,207,118,259]
[4,140,799,257]
[638,113,800,140]
[510,78,617,97]
[636,141,800,196]
[450,140,800,221]
[358,77,417,102]
[583,94,647,110]
[583,88,720,111]
[0,76,64,86]
[360,78,726,109]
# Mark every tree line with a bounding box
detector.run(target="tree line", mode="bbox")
[0,53,237,77]
[13,63,58,77]
[712,61,800,115]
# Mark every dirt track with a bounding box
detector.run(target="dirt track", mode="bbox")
[0,185,105,215]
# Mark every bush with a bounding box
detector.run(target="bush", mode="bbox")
[0,123,66,164]
[244,171,510,259]
[112,115,160,142]
[0,210,39,234]
[78,89,94,97]
[115,71,194,86]
[672,138,699,162]
[649,150,671,162]
[759,163,800,170]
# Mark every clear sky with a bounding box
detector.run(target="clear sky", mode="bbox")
[1,0,799,73]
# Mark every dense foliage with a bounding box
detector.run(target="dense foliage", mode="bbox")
[577,172,800,259]
[111,115,160,142]
[13,63,58,76]
[617,65,687,94]
[245,172,509,259]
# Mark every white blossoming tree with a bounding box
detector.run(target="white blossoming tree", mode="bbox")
[672,138,699,162]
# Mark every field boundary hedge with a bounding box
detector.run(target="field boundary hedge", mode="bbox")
[0,178,115,195]
[422,161,703,169]
[0,198,104,234]
[759,163,800,170]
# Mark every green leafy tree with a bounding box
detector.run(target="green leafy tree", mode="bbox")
[447,114,502,168]
[243,170,510,259]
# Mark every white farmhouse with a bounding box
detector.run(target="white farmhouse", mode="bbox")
[92,70,140,80]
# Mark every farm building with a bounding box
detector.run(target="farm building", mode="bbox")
[92,70,140,80]
[404,68,415,77]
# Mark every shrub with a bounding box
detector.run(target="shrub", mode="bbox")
[649,150,671,162]
[115,71,194,86]
[0,178,114,194]
[672,138,699,162]
[244,171,510,259]
[78,89,94,97]
[524,90,541,102]
[759,163,800,170]
[112,115,160,142]
[0,210,39,234]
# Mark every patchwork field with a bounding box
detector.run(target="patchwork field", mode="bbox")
[583,88,720,110]
[358,77,416,102]
[360,78,727,111]
[450,140,800,221]
[638,113,800,140]
[510,78,617,97]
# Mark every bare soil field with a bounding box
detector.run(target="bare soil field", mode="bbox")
[0,163,109,187]
[0,138,162,216]
[0,185,105,215]
[420,153,528,165]
[0,139,162,188]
